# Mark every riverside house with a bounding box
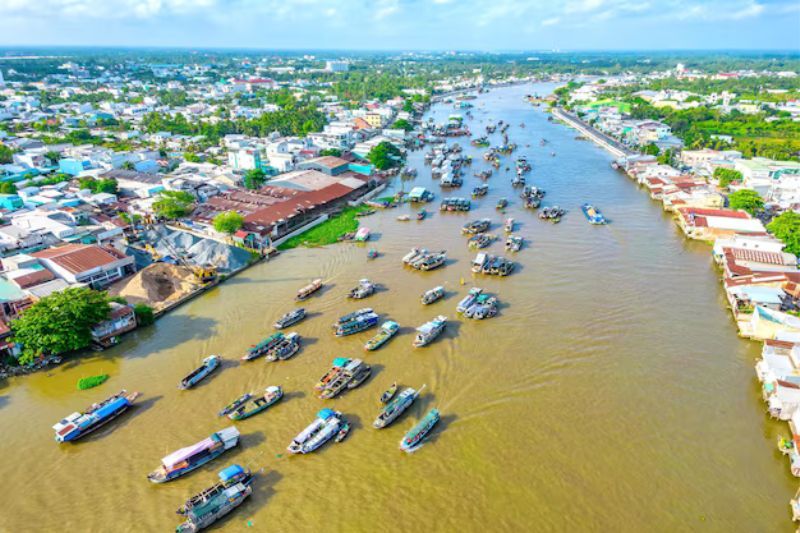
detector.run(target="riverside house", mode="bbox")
[675,207,766,241]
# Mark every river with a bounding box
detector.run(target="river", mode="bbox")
[0,83,793,532]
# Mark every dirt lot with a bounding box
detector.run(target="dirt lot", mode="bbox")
[108,263,199,311]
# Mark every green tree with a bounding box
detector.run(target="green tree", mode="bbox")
[120,161,135,170]
[243,168,267,190]
[728,189,764,215]
[642,143,660,156]
[79,177,118,194]
[714,167,743,189]
[367,141,403,170]
[11,287,111,364]
[153,190,195,219]
[319,148,342,157]
[44,150,61,164]
[133,303,155,326]
[213,211,244,234]
[769,211,800,256]
[0,144,13,164]
[0,181,17,194]
[391,118,413,131]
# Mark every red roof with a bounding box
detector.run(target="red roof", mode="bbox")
[244,183,354,228]
[13,269,55,289]
[32,244,128,275]
[730,247,788,266]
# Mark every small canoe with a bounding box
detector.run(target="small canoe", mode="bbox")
[335,422,351,443]
[380,382,398,404]
[417,209,427,220]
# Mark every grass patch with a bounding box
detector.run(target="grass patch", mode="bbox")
[278,205,369,250]
[77,374,109,390]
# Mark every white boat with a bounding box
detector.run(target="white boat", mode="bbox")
[287,409,345,454]
[413,316,447,348]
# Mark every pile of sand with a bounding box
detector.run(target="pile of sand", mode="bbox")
[143,228,251,273]
[109,263,198,311]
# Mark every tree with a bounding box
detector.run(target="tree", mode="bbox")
[213,211,244,235]
[133,303,155,326]
[642,143,660,156]
[11,287,111,364]
[44,150,61,164]
[120,161,135,170]
[728,189,764,215]
[714,167,743,189]
[367,141,403,170]
[0,181,17,194]
[79,177,118,194]
[319,148,342,157]
[769,211,800,256]
[243,168,267,190]
[0,144,13,164]
[402,101,415,113]
[153,190,195,219]
[391,118,413,131]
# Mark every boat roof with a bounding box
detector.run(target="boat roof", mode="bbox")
[219,464,245,482]
[318,408,337,420]
[94,397,129,419]
[382,320,399,328]
[161,437,216,468]
[332,357,350,367]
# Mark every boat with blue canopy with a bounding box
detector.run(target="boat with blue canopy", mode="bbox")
[53,390,141,443]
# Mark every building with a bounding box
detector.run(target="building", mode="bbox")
[675,207,767,241]
[325,61,349,73]
[90,302,137,348]
[228,148,263,172]
[31,243,135,288]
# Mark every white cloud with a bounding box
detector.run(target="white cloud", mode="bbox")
[541,17,561,26]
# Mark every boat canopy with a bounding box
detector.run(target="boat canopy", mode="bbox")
[332,357,350,367]
[161,437,216,469]
[94,397,129,419]
[218,464,245,482]
[317,408,337,420]
[383,320,399,329]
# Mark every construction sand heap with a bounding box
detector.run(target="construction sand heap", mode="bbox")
[109,263,198,311]
[144,228,252,273]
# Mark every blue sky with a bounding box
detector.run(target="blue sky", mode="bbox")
[0,0,798,51]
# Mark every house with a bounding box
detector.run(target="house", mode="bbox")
[90,302,137,348]
[101,169,164,198]
[675,207,767,241]
[297,156,350,176]
[31,243,135,288]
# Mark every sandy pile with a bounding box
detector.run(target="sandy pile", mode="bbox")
[109,263,198,311]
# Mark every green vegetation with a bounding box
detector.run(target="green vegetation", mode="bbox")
[714,167,743,188]
[78,177,118,194]
[728,189,764,215]
[391,119,413,131]
[153,190,195,219]
[0,144,13,164]
[319,148,342,157]
[367,141,403,170]
[768,211,800,256]
[278,205,369,250]
[213,211,244,234]
[243,168,267,190]
[0,181,17,194]
[77,374,109,390]
[133,303,155,326]
[11,287,112,364]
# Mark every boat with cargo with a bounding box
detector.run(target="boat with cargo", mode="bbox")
[421,285,445,305]
[296,278,323,300]
[463,294,498,320]
[581,203,607,225]
[505,235,523,252]
[175,464,253,533]
[412,250,447,271]
[462,218,491,235]
[179,356,220,389]
[348,279,375,299]
[457,287,483,313]
[53,390,141,443]
[496,198,508,209]
[374,385,426,429]
[228,386,283,421]
[472,184,488,198]
[468,233,494,249]
[274,308,306,329]
[380,382,399,404]
[364,320,399,351]
[333,310,379,336]
[413,316,447,348]
[242,333,284,361]
[400,408,441,452]
[318,358,371,399]
[147,427,240,483]
[287,408,347,454]
[265,332,301,362]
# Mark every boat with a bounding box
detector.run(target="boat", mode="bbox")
[463,294,499,319]
[468,233,494,249]
[148,427,240,483]
[462,218,491,235]
[265,332,301,362]
[421,286,445,305]
[317,358,372,399]
[415,251,447,271]
[348,279,375,299]
[399,408,440,452]
[380,382,398,404]
[367,249,379,260]
[471,254,514,276]
[511,175,525,187]
[355,208,376,217]
[334,421,351,443]
[581,203,607,225]
[296,278,323,300]
[397,214,411,221]
[364,320,399,351]
[333,311,379,336]
[228,386,283,421]
[416,209,427,221]
[505,235,523,252]
[539,206,565,223]
[287,408,346,454]
[218,393,252,417]
[471,184,488,198]
[179,356,221,389]
[413,316,447,348]
[355,227,371,242]
[175,465,253,533]
[457,287,483,313]
[274,308,305,329]
[335,307,373,325]
[243,333,284,361]
[504,217,514,232]
[402,248,426,265]
[53,390,141,443]
[374,385,425,429]
[496,198,508,209]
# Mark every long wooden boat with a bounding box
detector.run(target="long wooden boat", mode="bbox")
[53,390,141,443]
[287,409,346,454]
[374,385,425,429]
[148,427,240,483]
[179,356,220,389]
[175,464,253,532]
[228,386,283,421]
[242,333,283,361]
[296,279,323,300]
[274,308,305,329]
[364,321,399,351]
[399,408,440,452]
[265,333,301,362]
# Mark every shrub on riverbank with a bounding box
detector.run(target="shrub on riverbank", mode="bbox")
[278,205,368,250]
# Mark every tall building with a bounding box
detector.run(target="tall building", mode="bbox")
[325,61,349,73]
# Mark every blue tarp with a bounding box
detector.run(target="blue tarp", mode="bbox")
[317,408,336,420]
[218,464,244,482]
[94,397,129,419]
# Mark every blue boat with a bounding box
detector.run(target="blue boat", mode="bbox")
[581,203,607,225]
[52,390,141,443]
[148,427,240,483]
[179,355,221,389]
[400,408,441,452]
[333,311,379,336]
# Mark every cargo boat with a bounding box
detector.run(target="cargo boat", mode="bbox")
[374,385,425,429]
[147,427,240,483]
[53,390,141,443]
[296,279,323,300]
[179,356,220,389]
[317,358,372,399]
[274,308,305,329]
[364,321,399,351]
[456,287,483,313]
[421,286,445,305]
[228,386,283,421]
[413,316,447,348]
[581,203,607,225]
[505,235,523,252]
[400,408,441,452]
[265,332,301,362]
[287,408,347,454]
[175,465,253,533]
[348,279,375,299]
[468,233,494,249]
[333,311,379,336]
[242,333,283,361]
[462,218,491,235]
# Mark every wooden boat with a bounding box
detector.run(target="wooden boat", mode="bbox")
[53,390,141,443]
[179,356,220,390]
[380,382,398,404]
[364,320,399,351]
[218,393,252,417]
[505,235,523,252]
[416,209,426,220]
[317,359,372,399]
[228,386,283,421]
[333,311,379,336]
[335,308,373,325]
[471,184,488,198]
[175,465,253,533]
[413,316,447,348]
[581,203,607,225]
[468,233,494,249]
[457,287,483,313]
[504,217,514,232]
[355,227,371,242]
[402,248,426,265]
[348,279,375,300]
[374,385,425,429]
[414,251,447,271]
[274,308,305,329]
[367,249,379,260]
[463,294,498,320]
[296,279,323,300]
[397,214,411,221]
[462,218,491,235]
[265,332,301,362]
[243,333,283,361]
[496,198,508,209]
[421,285,445,305]
[334,421,351,443]
[148,427,240,483]
[399,408,440,452]
[355,209,376,217]
[287,408,346,454]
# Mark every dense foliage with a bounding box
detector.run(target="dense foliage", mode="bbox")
[768,211,800,256]
[243,168,267,190]
[713,167,743,188]
[367,141,403,170]
[0,181,17,194]
[78,177,118,194]
[213,211,244,234]
[132,303,155,326]
[11,287,111,364]
[0,144,13,164]
[728,189,763,215]
[153,190,195,219]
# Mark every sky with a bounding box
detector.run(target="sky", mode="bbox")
[0,0,798,51]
